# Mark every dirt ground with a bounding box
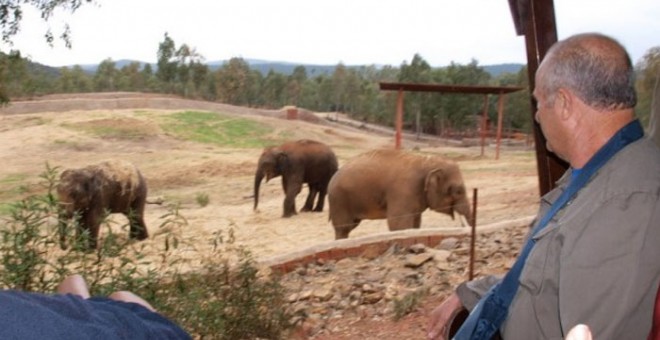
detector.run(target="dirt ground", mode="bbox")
[0,93,540,338]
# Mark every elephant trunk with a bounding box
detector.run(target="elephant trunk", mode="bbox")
[455,200,475,227]
[254,168,265,210]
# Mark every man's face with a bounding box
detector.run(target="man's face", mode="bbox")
[533,67,564,158]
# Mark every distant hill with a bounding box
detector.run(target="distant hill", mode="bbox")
[483,63,525,77]
[49,59,525,78]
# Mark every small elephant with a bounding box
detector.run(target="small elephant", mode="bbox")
[57,160,149,250]
[328,149,475,239]
[254,139,338,217]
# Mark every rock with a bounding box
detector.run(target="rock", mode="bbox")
[429,249,452,262]
[437,237,460,250]
[405,253,434,268]
[276,223,529,338]
[313,288,334,301]
[362,291,384,304]
[408,243,427,254]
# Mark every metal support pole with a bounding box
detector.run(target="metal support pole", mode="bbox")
[480,94,489,157]
[469,188,478,281]
[495,93,506,160]
[396,89,404,149]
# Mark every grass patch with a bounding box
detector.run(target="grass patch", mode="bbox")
[162,111,276,148]
[62,117,158,140]
[0,173,31,202]
[392,288,428,321]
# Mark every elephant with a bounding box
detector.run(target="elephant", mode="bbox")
[254,139,338,218]
[56,160,149,250]
[328,148,475,239]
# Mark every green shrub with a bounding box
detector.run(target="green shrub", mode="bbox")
[392,288,429,321]
[195,192,210,207]
[0,164,297,339]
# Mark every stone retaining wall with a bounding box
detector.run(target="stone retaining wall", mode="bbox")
[261,215,534,274]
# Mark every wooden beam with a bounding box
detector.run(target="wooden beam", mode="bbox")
[520,0,568,196]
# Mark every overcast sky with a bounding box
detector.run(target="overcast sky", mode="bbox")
[3,0,659,68]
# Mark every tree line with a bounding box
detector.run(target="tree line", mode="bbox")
[1,33,658,137]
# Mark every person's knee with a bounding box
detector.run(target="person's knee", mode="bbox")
[108,291,156,312]
[57,274,90,299]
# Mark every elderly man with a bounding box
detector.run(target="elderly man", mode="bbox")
[427,33,660,339]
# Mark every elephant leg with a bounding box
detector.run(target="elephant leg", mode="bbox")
[333,219,360,239]
[313,185,327,212]
[301,184,317,212]
[387,212,420,231]
[127,207,148,241]
[282,180,303,218]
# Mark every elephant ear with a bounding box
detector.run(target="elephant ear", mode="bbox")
[77,169,102,207]
[275,151,289,174]
[424,168,447,193]
[424,168,455,219]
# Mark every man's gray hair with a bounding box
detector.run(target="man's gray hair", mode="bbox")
[541,33,637,110]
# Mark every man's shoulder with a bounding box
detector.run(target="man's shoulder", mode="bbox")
[601,137,660,190]
[614,137,660,168]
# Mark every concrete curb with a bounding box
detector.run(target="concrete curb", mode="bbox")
[260,215,534,274]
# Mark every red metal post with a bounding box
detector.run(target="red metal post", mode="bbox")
[395,89,404,149]
[480,94,489,157]
[495,93,506,160]
[469,188,478,281]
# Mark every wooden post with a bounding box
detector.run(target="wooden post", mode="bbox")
[396,89,404,149]
[480,94,489,157]
[520,0,567,195]
[495,93,506,160]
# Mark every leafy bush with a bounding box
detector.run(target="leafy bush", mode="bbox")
[195,192,210,207]
[0,164,297,339]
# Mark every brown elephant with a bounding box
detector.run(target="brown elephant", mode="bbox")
[57,160,149,250]
[328,149,475,239]
[254,139,338,217]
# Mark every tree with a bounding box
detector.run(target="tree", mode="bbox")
[0,0,93,47]
[117,62,144,91]
[93,58,117,91]
[156,33,178,92]
[285,65,307,106]
[0,0,93,102]
[56,65,91,93]
[261,69,286,108]
[215,57,252,105]
[399,54,432,136]
[0,51,27,101]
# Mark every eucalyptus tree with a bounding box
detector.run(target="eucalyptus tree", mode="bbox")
[215,57,253,106]
[93,58,117,91]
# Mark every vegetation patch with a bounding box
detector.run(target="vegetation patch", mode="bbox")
[64,117,160,140]
[0,173,30,202]
[161,111,276,148]
[0,165,298,339]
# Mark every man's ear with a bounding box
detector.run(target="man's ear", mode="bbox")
[557,88,573,120]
